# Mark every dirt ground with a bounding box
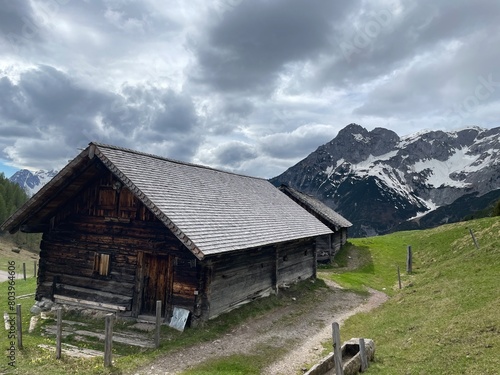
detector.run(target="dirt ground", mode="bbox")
[133,279,387,375]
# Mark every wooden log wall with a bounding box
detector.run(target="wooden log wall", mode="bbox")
[276,238,315,287]
[341,228,348,245]
[207,238,315,320]
[171,256,199,315]
[37,171,199,316]
[208,246,275,319]
[316,234,331,259]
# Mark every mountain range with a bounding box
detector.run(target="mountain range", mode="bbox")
[271,124,500,237]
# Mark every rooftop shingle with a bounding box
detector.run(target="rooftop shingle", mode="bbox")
[94,144,332,257]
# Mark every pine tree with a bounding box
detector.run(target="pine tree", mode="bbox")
[0,194,7,223]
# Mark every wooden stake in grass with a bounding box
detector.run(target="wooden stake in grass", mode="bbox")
[359,338,368,372]
[34,261,37,278]
[16,304,22,349]
[22,263,26,281]
[397,265,402,290]
[56,308,62,359]
[155,300,162,348]
[469,228,480,249]
[104,314,113,367]
[406,245,412,274]
[332,322,344,375]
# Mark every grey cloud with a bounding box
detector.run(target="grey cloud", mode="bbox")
[152,91,198,135]
[0,65,203,169]
[309,0,500,89]
[355,28,500,118]
[0,1,42,48]
[222,99,254,118]
[259,125,338,159]
[18,66,109,122]
[191,0,359,93]
[212,141,258,167]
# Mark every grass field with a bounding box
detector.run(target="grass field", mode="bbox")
[329,216,500,374]
[0,236,39,274]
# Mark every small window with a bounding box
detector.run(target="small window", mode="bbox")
[93,253,110,276]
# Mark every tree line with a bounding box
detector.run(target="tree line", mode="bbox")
[0,173,41,251]
[0,172,28,224]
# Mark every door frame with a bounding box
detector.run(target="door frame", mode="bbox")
[132,252,174,318]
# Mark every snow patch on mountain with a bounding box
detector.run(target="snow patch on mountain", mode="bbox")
[411,148,475,188]
[353,133,371,143]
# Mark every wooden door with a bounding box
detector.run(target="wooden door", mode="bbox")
[141,254,173,316]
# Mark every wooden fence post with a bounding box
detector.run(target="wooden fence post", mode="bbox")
[104,314,113,367]
[16,304,22,349]
[359,338,368,372]
[56,308,62,359]
[406,245,412,274]
[469,228,480,249]
[397,265,402,289]
[22,263,26,281]
[332,322,343,375]
[34,261,37,278]
[155,300,162,348]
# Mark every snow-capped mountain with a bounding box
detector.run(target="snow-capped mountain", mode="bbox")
[271,124,500,237]
[9,169,58,196]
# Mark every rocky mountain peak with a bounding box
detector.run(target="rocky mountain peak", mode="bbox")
[271,124,500,237]
[9,169,58,196]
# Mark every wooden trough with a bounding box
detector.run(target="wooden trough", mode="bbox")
[304,338,375,375]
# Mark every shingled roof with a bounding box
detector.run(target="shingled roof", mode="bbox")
[279,185,352,230]
[2,143,332,259]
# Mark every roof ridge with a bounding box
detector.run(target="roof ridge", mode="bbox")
[90,142,268,181]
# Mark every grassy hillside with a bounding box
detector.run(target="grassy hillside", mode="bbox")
[328,216,500,374]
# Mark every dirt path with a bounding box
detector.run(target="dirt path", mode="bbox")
[0,270,19,282]
[134,280,387,375]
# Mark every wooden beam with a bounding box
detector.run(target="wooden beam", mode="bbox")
[132,251,145,317]
[54,295,126,311]
[20,224,50,233]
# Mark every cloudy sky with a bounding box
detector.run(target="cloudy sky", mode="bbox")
[1,0,500,179]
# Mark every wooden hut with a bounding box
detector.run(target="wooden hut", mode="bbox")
[279,185,352,261]
[1,143,332,324]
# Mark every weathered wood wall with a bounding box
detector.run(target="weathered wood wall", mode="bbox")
[316,234,331,259]
[276,238,315,287]
[207,246,275,319]
[206,238,315,319]
[37,170,198,317]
